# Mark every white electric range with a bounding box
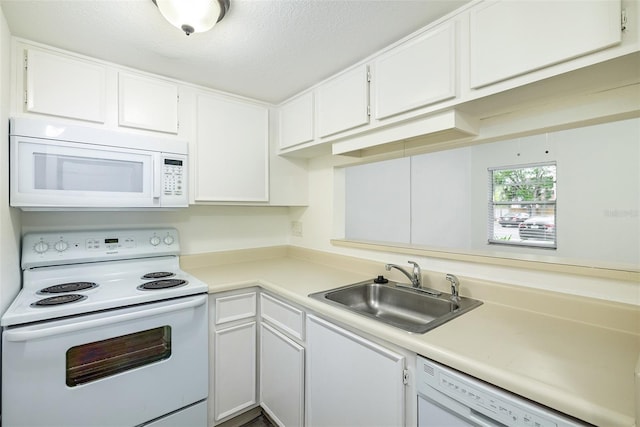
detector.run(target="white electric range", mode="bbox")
[2,228,209,427]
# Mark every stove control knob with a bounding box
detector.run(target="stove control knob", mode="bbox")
[54,241,69,252]
[34,241,49,254]
[163,235,175,245]
[149,236,161,246]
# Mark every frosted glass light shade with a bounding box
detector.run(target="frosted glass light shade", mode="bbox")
[154,0,229,35]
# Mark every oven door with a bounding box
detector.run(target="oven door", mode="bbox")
[2,294,208,427]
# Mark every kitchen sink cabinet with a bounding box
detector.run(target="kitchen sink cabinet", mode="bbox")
[209,291,259,426]
[194,92,269,203]
[306,314,407,427]
[372,21,457,121]
[22,48,107,123]
[206,290,418,426]
[117,72,178,134]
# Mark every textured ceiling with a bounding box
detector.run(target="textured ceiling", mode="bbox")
[0,0,470,104]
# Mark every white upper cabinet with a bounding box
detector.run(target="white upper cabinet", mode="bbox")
[118,72,179,134]
[316,64,370,138]
[194,93,269,203]
[279,91,314,150]
[24,48,107,123]
[373,21,457,120]
[469,0,622,89]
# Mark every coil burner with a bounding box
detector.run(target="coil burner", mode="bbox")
[138,279,188,290]
[31,294,88,307]
[38,282,98,294]
[141,272,175,280]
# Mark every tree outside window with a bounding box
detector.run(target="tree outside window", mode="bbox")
[489,163,557,248]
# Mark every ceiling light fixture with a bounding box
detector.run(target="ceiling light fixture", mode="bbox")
[153,0,230,36]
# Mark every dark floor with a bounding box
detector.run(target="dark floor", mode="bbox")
[240,414,275,427]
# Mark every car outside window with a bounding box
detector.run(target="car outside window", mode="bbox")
[489,163,557,248]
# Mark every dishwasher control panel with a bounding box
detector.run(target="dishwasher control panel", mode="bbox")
[417,356,588,427]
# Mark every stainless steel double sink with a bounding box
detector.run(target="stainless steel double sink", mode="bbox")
[309,279,482,334]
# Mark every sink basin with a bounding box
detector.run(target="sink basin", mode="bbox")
[309,280,482,334]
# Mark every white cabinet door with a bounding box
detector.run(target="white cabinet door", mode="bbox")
[306,315,405,427]
[118,72,178,133]
[24,49,106,123]
[373,22,456,120]
[195,93,269,202]
[213,322,257,422]
[469,0,622,89]
[316,65,369,138]
[260,323,305,427]
[279,92,314,149]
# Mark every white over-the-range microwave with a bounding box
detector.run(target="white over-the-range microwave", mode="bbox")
[9,117,188,210]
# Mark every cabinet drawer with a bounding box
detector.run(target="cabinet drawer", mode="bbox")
[260,293,304,341]
[214,292,257,325]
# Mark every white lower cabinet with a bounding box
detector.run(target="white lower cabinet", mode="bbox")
[259,292,305,427]
[211,291,412,427]
[306,314,406,427]
[209,291,258,426]
[260,323,305,427]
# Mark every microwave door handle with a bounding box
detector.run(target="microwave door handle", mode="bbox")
[153,153,162,199]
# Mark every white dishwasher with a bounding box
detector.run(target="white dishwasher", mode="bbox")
[417,356,590,427]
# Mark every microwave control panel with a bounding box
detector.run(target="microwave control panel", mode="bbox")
[162,157,184,197]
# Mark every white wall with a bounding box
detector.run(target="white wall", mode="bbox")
[21,205,291,255]
[0,8,21,314]
[344,118,640,268]
[290,115,640,306]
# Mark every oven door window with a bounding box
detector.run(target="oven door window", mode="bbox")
[66,326,171,387]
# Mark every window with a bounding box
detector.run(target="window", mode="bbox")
[489,163,557,248]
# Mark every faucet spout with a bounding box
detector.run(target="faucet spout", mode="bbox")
[385,261,422,288]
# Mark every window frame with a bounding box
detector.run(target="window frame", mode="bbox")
[488,162,557,249]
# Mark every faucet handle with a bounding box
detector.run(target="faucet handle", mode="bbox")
[445,274,460,300]
[408,261,422,287]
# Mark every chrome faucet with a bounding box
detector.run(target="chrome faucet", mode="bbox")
[445,273,460,301]
[385,261,422,288]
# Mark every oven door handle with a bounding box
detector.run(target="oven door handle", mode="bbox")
[4,294,207,342]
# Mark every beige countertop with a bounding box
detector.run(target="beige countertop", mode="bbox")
[181,247,640,427]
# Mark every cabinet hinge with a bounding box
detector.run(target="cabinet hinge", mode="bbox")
[402,369,409,385]
[621,9,628,31]
[23,54,28,70]
[367,105,371,116]
[366,70,371,82]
